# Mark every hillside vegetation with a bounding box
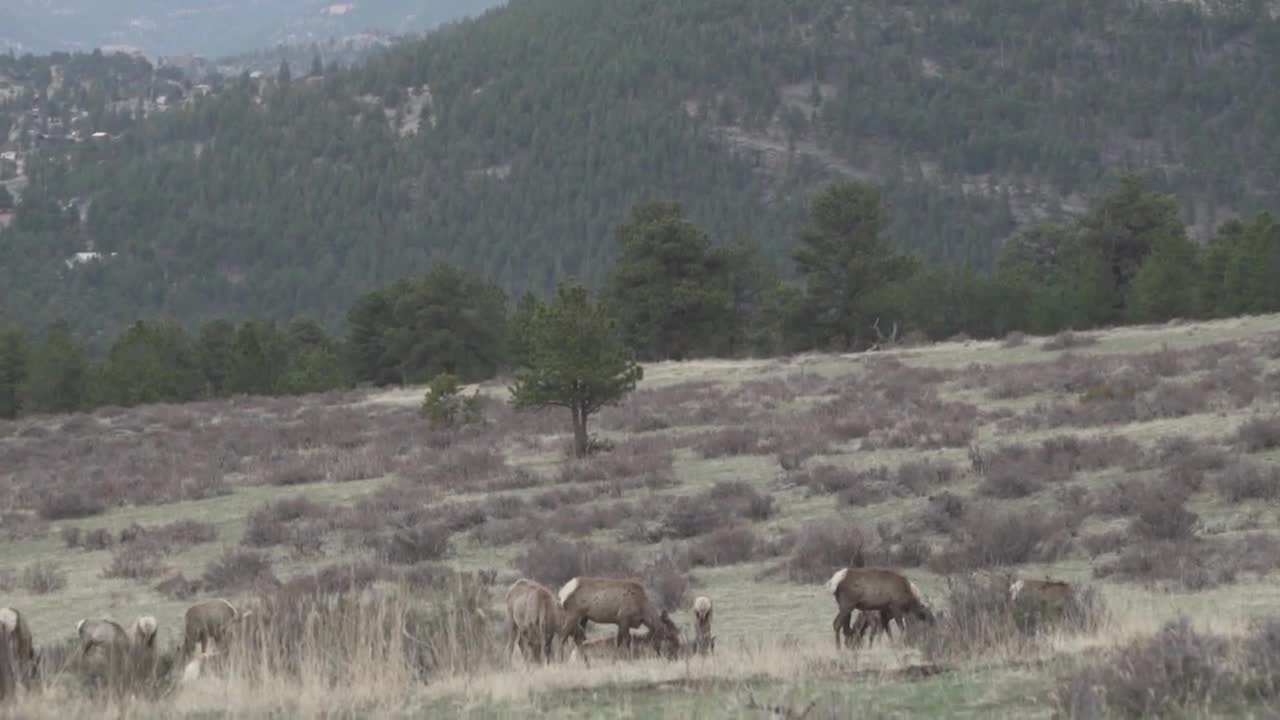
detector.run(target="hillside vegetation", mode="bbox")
[1,0,1278,336]
[2,313,1280,716]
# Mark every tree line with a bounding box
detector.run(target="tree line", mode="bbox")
[2,174,1276,421]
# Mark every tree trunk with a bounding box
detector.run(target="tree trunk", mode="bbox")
[571,405,589,459]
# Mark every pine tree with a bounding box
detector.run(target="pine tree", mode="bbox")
[0,324,27,419]
[510,282,642,459]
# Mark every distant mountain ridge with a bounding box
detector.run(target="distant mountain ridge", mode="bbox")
[0,0,506,58]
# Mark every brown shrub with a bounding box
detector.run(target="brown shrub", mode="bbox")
[774,519,874,584]
[1095,541,1227,590]
[512,536,636,589]
[1216,461,1280,503]
[82,527,115,551]
[1042,330,1097,351]
[243,496,328,547]
[1236,415,1280,453]
[1081,529,1129,558]
[21,561,67,594]
[1138,381,1211,420]
[1054,618,1232,718]
[933,506,1074,570]
[103,544,169,581]
[36,489,106,520]
[706,480,776,521]
[61,525,83,548]
[977,468,1044,499]
[154,573,203,601]
[1131,491,1199,541]
[894,460,959,496]
[688,525,760,567]
[642,556,690,612]
[201,549,277,593]
[695,426,764,458]
[384,523,452,564]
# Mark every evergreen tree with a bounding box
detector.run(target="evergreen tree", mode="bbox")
[506,290,543,370]
[196,319,237,396]
[0,324,27,419]
[792,182,919,351]
[606,202,733,361]
[1126,233,1202,323]
[22,320,88,414]
[510,282,642,459]
[98,320,205,406]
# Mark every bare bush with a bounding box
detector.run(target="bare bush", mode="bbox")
[688,525,760,567]
[1054,617,1233,718]
[933,506,1074,570]
[36,489,106,520]
[154,573,203,601]
[909,573,1106,662]
[642,556,690,612]
[513,536,637,589]
[103,544,168,581]
[244,496,329,547]
[82,527,115,551]
[1042,330,1097,351]
[1131,491,1199,541]
[1216,461,1280,503]
[201,549,276,593]
[1001,331,1026,348]
[1236,415,1280,453]
[385,524,452,564]
[706,480,776,521]
[773,519,874,584]
[21,561,67,594]
[61,525,83,548]
[695,426,764,458]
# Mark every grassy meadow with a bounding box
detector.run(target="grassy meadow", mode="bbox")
[3,313,1280,717]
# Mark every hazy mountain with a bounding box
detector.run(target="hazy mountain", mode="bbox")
[0,0,505,58]
[1,0,1278,340]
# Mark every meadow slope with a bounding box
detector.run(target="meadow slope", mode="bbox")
[2,313,1280,717]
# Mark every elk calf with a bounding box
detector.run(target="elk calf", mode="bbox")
[1010,578,1075,619]
[826,567,935,651]
[505,578,580,664]
[76,618,131,658]
[692,595,715,656]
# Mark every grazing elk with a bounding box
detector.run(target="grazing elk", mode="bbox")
[0,608,36,680]
[127,616,159,653]
[826,567,935,651]
[76,618,132,659]
[556,577,681,665]
[505,578,582,664]
[692,595,715,656]
[181,599,252,660]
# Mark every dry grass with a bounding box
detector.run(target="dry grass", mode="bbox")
[1,313,1280,716]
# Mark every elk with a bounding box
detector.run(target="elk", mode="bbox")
[76,618,132,658]
[692,595,715,656]
[566,629,653,663]
[505,578,582,664]
[826,567,935,651]
[556,576,681,665]
[181,599,252,660]
[0,607,37,685]
[127,615,159,653]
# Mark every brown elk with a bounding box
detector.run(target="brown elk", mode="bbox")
[76,618,132,658]
[0,607,37,686]
[127,616,159,653]
[181,599,253,660]
[692,595,715,656]
[826,567,935,651]
[556,577,681,665]
[505,578,583,664]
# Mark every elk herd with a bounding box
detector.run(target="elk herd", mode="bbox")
[0,598,252,694]
[2,568,1077,694]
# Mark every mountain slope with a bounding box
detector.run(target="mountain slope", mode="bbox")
[0,0,505,58]
[1,0,1278,339]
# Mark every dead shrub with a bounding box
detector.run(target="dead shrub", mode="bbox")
[695,426,764,458]
[201,549,276,593]
[934,506,1074,570]
[706,480,776,521]
[36,489,106,520]
[773,518,874,584]
[513,536,637,589]
[61,525,83,548]
[688,525,759,567]
[1236,415,1280,453]
[1095,541,1228,590]
[21,561,67,594]
[1042,330,1097,351]
[243,496,328,547]
[1131,491,1199,541]
[385,523,452,564]
[1054,617,1232,718]
[977,468,1044,499]
[1216,461,1280,503]
[82,527,115,551]
[154,573,203,600]
[1081,529,1129,558]
[908,573,1107,663]
[1139,381,1211,420]
[895,460,958,496]
[103,544,168,581]
[642,557,690,612]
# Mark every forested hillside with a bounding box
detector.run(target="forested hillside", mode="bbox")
[1,0,1278,339]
